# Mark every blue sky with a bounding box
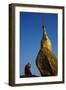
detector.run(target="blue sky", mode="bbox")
[20,12,58,76]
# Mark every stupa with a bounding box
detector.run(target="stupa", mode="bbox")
[36,24,58,76]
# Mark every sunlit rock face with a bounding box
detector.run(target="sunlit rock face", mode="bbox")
[36,24,58,76]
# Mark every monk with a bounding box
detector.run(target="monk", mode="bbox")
[25,62,32,77]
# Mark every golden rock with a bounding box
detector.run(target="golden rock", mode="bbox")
[36,24,58,76]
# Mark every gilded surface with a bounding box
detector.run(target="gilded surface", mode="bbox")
[36,24,57,76]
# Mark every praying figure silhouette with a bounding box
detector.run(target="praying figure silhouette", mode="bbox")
[25,62,32,77]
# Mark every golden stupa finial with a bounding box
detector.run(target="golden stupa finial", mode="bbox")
[42,18,47,38]
[41,22,52,51]
[42,24,47,39]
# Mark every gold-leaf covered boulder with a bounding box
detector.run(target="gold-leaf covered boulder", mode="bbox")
[36,24,58,76]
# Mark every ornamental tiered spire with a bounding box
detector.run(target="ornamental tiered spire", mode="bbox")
[42,24,47,39]
[41,23,52,51]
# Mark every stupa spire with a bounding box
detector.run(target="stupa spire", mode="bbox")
[42,23,48,40]
[41,23,52,51]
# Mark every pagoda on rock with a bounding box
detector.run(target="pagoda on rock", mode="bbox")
[36,24,58,76]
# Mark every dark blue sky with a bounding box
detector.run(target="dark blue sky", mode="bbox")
[20,12,58,76]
